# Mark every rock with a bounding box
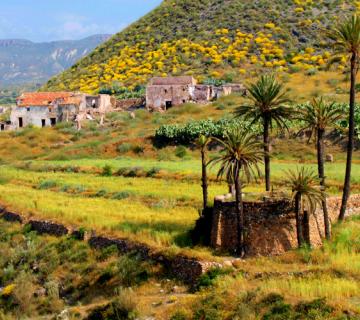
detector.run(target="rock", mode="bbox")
[326,154,334,162]
[223,260,233,267]
[35,287,46,297]
[172,286,180,293]
[130,112,136,119]
[57,309,70,320]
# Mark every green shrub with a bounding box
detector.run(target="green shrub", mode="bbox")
[112,191,133,200]
[117,254,149,287]
[132,145,144,154]
[194,267,232,291]
[37,180,57,190]
[175,146,187,158]
[101,165,113,177]
[146,167,161,177]
[117,143,133,154]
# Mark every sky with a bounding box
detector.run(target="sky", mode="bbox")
[0,0,162,42]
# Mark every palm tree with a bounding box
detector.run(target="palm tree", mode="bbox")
[211,128,263,256]
[235,74,292,192]
[298,98,343,239]
[196,135,211,211]
[285,167,324,248]
[328,15,360,221]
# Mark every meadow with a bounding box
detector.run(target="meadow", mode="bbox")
[0,215,358,319]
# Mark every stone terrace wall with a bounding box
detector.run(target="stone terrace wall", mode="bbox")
[211,195,360,256]
[0,207,220,284]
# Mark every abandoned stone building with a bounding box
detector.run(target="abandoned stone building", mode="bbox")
[146,76,246,111]
[10,92,113,129]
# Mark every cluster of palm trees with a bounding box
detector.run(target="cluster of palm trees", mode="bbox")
[196,14,359,256]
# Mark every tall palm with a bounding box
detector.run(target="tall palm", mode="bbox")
[235,74,292,192]
[328,15,360,221]
[196,135,211,211]
[298,98,343,239]
[285,167,324,248]
[211,128,263,256]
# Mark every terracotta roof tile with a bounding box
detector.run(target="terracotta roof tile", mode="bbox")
[17,92,74,107]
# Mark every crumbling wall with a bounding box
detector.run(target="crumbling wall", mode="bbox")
[0,208,221,284]
[146,85,191,110]
[210,195,360,256]
[116,98,145,110]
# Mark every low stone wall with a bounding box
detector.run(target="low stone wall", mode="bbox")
[0,208,220,284]
[211,195,360,256]
[116,98,145,110]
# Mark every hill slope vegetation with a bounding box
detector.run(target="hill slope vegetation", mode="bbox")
[43,0,358,93]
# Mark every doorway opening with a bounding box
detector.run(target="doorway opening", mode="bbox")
[165,101,172,110]
[18,117,23,128]
[50,118,57,127]
[41,119,46,127]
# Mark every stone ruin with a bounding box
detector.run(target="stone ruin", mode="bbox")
[146,76,246,111]
[210,194,360,256]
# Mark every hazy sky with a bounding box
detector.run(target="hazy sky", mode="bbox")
[0,0,162,42]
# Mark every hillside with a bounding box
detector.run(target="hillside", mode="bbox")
[43,0,358,93]
[0,35,110,86]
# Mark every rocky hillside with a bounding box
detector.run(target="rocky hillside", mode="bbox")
[0,35,110,86]
[42,0,358,94]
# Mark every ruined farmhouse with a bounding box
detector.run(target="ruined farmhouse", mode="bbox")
[146,76,246,111]
[11,92,114,129]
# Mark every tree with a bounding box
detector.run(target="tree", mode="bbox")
[328,15,360,221]
[196,135,211,211]
[285,167,324,248]
[298,98,343,239]
[235,74,292,192]
[211,128,263,256]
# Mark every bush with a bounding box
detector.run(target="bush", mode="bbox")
[112,191,133,200]
[194,267,232,291]
[117,143,133,154]
[101,165,113,177]
[37,180,57,190]
[175,146,187,158]
[87,288,138,320]
[117,254,149,287]
[132,145,144,154]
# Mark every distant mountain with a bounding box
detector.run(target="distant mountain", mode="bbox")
[0,35,111,86]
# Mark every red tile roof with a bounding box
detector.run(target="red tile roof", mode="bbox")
[16,92,74,107]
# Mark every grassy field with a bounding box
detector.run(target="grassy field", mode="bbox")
[0,216,359,319]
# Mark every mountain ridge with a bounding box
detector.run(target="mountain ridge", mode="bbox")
[0,34,111,86]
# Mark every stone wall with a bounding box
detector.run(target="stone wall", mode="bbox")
[0,208,220,284]
[115,98,145,110]
[210,195,360,256]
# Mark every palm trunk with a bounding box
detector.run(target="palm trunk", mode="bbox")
[339,52,357,221]
[264,115,271,192]
[317,128,331,240]
[295,193,304,247]
[234,163,244,257]
[201,148,208,211]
